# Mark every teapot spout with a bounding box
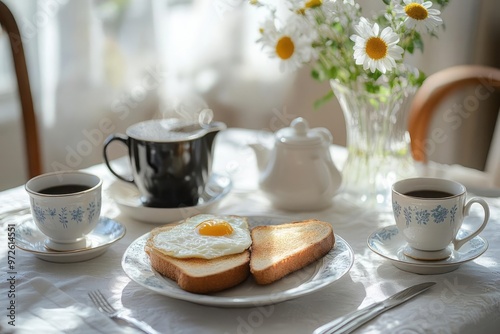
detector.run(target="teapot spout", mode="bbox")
[248,143,271,173]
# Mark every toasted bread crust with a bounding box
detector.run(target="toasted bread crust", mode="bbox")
[250,219,334,285]
[146,247,250,293]
[145,224,251,294]
[145,217,334,292]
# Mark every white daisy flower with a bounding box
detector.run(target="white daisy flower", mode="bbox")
[394,0,443,32]
[259,17,316,72]
[257,17,277,46]
[350,17,404,74]
[329,0,360,29]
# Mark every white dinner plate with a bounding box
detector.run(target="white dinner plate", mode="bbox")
[367,225,488,275]
[107,173,232,224]
[16,216,126,263]
[122,216,354,307]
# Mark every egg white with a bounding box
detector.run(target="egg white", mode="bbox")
[153,214,252,259]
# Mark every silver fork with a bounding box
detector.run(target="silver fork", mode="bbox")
[88,290,161,334]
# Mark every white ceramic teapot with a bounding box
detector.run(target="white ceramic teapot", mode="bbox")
[249,117,342,211]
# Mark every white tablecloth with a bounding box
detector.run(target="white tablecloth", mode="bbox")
[1,128,500,334]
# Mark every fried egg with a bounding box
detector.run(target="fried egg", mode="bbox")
[152,214,252,259]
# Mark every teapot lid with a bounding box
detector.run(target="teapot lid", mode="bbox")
[276,117,332,146]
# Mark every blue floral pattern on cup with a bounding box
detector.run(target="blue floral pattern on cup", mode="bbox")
[403,206,412,227]
[392,201,458,227]
[88,202,98,223]
[450,205,458,225]
[48,208,56,218]
[431,205,448,223]
[415,209,430,225]
[33,205,46,224]
[392,201,401,218]
[32,200,101,229]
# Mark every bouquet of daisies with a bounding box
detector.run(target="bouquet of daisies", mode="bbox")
[251,0,449,101]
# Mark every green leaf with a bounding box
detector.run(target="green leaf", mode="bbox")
[413,35,424,53]
[382,0,391,5]
[313,90,335,109]
[407,70,427,87]
[415,70,427,86]
[406,39,415,54]
[368,71,383,82]
[311,69,320,80]
[328,67,339,80]
[365,81,380,94]
[436,0,450,8]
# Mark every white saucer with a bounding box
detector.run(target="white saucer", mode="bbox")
[16,216,126,263]
[107,173,232,224]
[367,225,488,274]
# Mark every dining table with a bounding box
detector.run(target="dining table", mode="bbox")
[1,127,499,334]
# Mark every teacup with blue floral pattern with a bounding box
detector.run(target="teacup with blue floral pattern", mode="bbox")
[392,178,489,260]
[26,171,102,251]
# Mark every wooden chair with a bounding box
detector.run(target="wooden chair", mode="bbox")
[0,1,41,178]
[408,65,500,188]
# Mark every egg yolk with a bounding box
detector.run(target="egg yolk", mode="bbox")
[197,220,234,236]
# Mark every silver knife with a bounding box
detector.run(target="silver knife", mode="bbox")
[313,282,436,334]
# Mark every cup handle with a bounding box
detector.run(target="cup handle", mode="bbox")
[103,134,134,183]
[453,197,490,250]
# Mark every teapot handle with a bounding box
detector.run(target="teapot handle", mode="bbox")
[313,128,333,144]
[312,156,342,194]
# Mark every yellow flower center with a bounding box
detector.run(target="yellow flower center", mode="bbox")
[405,3,429,21]
[305,0,322,8]
[276,36,295,60]
[365,37,388,60]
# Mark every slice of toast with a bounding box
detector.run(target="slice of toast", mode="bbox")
[250,219,334,285]
[145,225,250,294]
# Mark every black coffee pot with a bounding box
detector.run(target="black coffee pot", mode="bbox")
[103,119,226,208]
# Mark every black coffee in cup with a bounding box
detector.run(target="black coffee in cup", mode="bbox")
[103,119,226,208]
[39,184,91,195]
[404,190,454,198]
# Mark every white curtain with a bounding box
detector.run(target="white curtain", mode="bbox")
[1,0,498,190]
[3,0,162,177]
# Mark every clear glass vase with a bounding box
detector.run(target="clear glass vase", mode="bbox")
[330,77,418,210]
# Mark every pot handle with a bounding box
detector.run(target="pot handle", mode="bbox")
[103,134,135,183]
[313,157,342,195]
[313,127,333,144]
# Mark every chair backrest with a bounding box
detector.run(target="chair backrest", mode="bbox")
[0,1,41,179]
[408,65,500,186]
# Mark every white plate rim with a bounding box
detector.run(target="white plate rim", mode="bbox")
[367,225,488,268]
[121,215,354,307]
